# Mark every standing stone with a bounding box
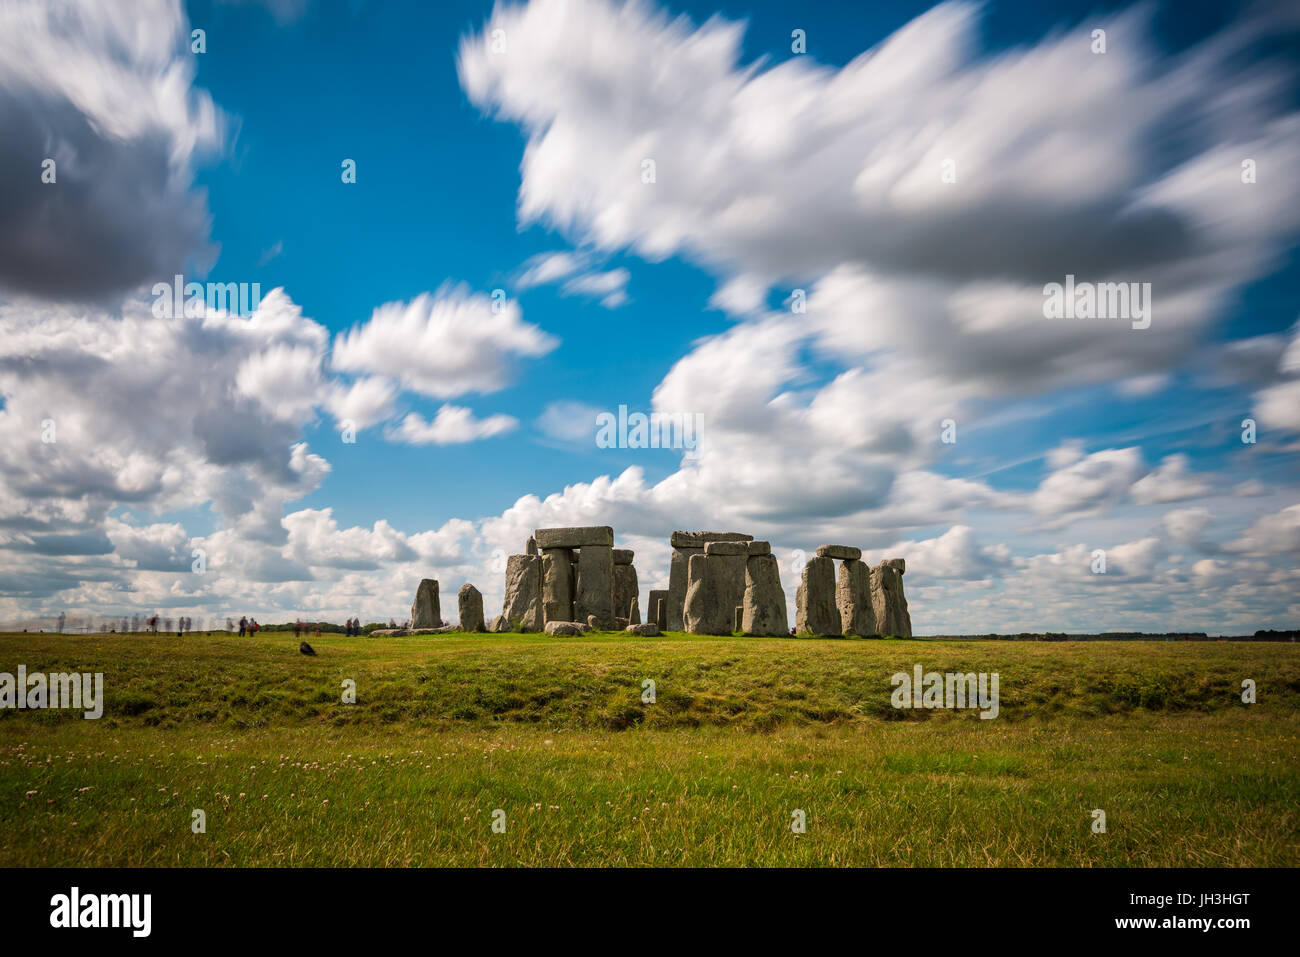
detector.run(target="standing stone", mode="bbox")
[647,589,669,631]
[488,614,506,633]
[526,536,538,556]
[705,541,747,629]
[742,553,788,636]
[628,596,641,626]
[795,556,839,635]
[576,544,615,629]
[667,531,753,632]
[411,579,441,629]
[870,559,912,637]
[684,553,731,635]
[458,583,485,632]
[500,554,543,632]
[666,545,701,632]
[541,548,574,624]
[734,606,743,632]
[836,558,876,637]
[613,560,639,622]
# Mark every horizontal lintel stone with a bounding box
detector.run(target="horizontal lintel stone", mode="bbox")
[671,530,754,548]
[816,544,862,561]
[704,541,748,556]
[534,526,615,549]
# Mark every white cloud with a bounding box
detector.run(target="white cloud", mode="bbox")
[515,251,587,289]
[1226,504,1300,556]
[325,376,399,431]
[331,284,558,399]
[535,400,604,443]
[1031,447,1145,526]
[1131,454,1213,505]
[386,406,518,445]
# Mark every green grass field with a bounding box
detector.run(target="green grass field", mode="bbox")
[1,630,1297,866]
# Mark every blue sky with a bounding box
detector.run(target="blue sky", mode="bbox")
[1,0,1298,633]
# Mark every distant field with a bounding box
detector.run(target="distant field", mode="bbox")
[1,631,1297,866]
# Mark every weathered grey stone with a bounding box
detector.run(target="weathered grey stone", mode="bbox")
[612,548,635,565]
[713,551,747,628]
[836,558,876,637]
[411,579,441,629]
[881,557,906,574]
[586,614,603,631]
[817,544,862,561]
[535,526,614,549]
[541,548,574,624]
[870,560,912,637]
[747,540,771,556]
[668,532,753,628]
[628,595,641,626]
[526,536,537,556]
[742,553,788,636]
[704,540,747,556]
[666,545,701,631]
[684,553,731,635]
[458,583,486,633]
[544,621,584,636]
[734,606,743,632]
[670,531,754,548]
[613,562,639,622]
[501,554,543,632]
[369,629,405,637]
[411,625,455,634]
[488,614,506,633]
[795,556,839,635]
[647,589,668,631]
[626,622,660,636]
[576,544,615,628]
